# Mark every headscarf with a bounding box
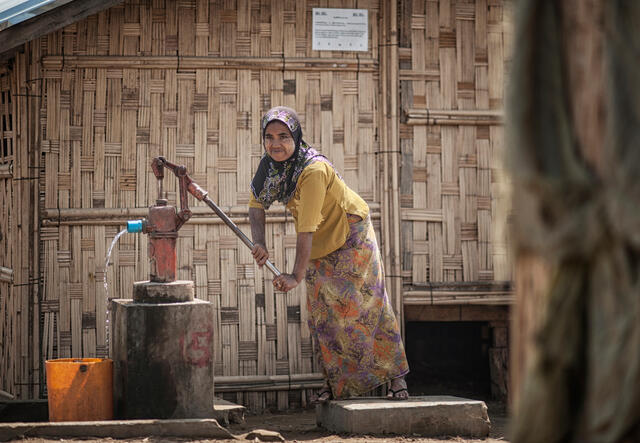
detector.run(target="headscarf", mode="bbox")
[251,106,331,209]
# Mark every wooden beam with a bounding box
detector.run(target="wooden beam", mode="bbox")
[0,0,124,62]
[403,281,514,306]
[404,304,510,322]
[409,281,513,293]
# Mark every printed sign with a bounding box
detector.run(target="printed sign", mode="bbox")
[312,8,368,52]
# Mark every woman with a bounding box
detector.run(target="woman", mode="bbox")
[249,106,409,401]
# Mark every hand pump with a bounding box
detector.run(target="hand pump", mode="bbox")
[129,157,281,280]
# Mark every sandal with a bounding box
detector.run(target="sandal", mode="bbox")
[387,387,409,400]
[311,386,333,404]
[387,378,409,401]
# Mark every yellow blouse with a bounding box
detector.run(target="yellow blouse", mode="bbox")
[249,162,369,259]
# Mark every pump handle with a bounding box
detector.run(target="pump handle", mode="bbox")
[150,157,281,277]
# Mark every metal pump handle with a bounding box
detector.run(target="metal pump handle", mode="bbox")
[150,157,281,277]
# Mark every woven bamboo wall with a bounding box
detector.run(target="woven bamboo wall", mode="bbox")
[0,49,40,399]
[32,0,382,410]
[1,0,514,406]
[398,0,512,303]
[0,72,15,396]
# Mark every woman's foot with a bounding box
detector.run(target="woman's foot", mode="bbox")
[387,377,409,400]
[311,383,332,404]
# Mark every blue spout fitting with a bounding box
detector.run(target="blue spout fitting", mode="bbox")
[127,220,144,233]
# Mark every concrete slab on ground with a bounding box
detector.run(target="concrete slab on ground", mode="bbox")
[0,418,235,442]
[213,397,246,425]
[316,395,490,438]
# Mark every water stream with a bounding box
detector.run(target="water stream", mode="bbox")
[104,228,128,353]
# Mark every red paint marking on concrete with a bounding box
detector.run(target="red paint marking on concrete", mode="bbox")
[181,328,213,367]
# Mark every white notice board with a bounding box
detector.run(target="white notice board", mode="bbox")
[312,8,368,52]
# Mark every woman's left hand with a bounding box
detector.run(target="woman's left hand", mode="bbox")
[273,274,299,292]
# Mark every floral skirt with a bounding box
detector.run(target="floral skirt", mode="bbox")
[305,215,409,398]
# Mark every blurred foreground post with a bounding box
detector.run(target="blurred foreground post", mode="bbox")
[509,1,640,442]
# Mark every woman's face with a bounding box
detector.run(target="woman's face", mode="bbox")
[264,121,295,162]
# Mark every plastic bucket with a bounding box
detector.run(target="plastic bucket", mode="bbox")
[45,358,113,422]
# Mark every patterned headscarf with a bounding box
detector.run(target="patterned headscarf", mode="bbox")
[251,107,331,209]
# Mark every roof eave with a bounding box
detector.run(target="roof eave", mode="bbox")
[0,0,124,64]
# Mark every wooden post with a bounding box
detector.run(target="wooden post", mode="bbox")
[510,0,605,409]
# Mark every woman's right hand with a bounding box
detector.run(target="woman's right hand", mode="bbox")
[251,242,269,267]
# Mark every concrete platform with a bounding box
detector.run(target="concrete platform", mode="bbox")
[0,418,234,441]
[316,395,490,438]
[212,397,246,425]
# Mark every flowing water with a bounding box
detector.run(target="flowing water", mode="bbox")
[104,228,128,353]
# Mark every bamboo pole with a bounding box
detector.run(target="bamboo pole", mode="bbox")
[415,109,505,118]
[41,210,381,226]
[389,0,403,332]
[41,216,295,227]
[42,206,283,219]
[407,281,513,291]
[42,56,378,73]
[42,203,380,219]
[214,373,324,393]
[403,280,514,305]
[28,44,42,399]
[214,373,323,383]
[379,0,392,331]
[398,69,441,81]
[400,208,443,222]
[0,266,13,283]
[405,108,504,126]
[403,295,515,305]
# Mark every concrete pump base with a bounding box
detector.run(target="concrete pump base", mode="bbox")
[132,280,194,303]
[111,297,213,420]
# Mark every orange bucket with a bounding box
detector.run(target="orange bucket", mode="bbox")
[45,358,113,422]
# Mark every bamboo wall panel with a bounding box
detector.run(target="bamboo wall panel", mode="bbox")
[398,0,512,291]
[0,46,41,399]
[33,0,382,410]
[2,0,514,405]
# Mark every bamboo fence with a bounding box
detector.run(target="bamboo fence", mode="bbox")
[398,0,513,289]
[0,0,513,408]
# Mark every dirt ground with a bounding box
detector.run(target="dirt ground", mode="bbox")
[14,401,509,442]
[226,400,510,442]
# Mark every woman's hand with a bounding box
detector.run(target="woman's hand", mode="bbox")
[273,273,300,292]
[251,242,269,267]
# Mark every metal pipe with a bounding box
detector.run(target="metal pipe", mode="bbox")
[202,196,281,277]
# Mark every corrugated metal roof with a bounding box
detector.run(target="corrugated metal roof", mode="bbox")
[0,0,74,31]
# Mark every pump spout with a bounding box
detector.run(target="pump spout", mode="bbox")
[127,220,144,233]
